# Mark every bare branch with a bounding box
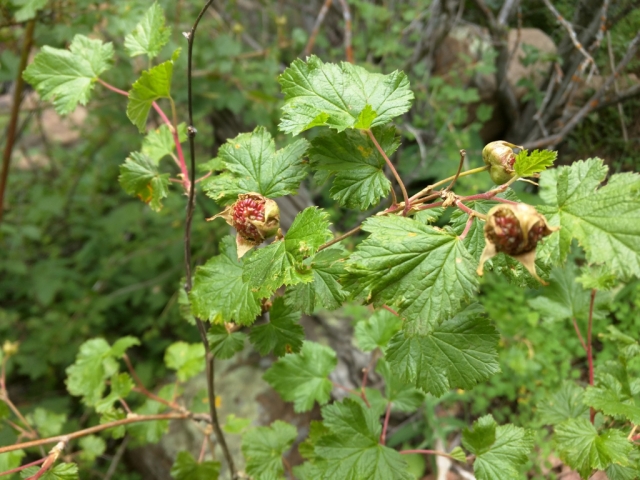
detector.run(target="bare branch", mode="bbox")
[335,0,353,62]
[303,0,332,57]
[606,30,628,142]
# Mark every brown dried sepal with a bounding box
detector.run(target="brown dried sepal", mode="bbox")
[208,192,280,258]
[477,203,558,285]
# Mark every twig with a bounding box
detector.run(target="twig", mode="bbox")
[366,129,410,215]
[542,0,598,74]
[123,354,181,410]
[606,31,628,143]
[0,19,35,224]
[0,458,45,478]
[382,305,400,317]
[282,456,295,480]
[587,289,596,424]
[379,402,392,445]
[459,215,475,241]
[409,165,489,203]
[304,0,332,57]
[571,318,588,352]
[25,440,66,480]
[445,150,466,191]
[317,225,361,252]
[104,436,129,480]
[335,0,353,63]
[455,200,486,220]
[184,2,237,478]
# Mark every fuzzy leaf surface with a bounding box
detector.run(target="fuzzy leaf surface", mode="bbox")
[514,149,557,177]
[309,126,396,209]
[124,2,171,59]
[23,35,113,115]
[462,415,534,480]
[539,158,640,277]
[263,341,336,412]
[202,127,308,205]
[190,236,262,325]
[249,297,304,357]
[118,152,170,211]
[385,305,499,396]
[346,215,477,333]
[241,421,297,480]
[279,55,413,135]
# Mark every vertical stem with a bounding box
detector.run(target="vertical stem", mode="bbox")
[184,2,237,478]
[366,129,410,215]
[0,19,36,224]
[587,289,596,424]
[380,401,392,445]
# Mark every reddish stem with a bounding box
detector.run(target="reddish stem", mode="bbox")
[379,402,392,445]
[588,289,596,423]
[382,305,400,317]
[571,318,587,352]
[0,458,45,478]
[124,354,182,411]
[459,215,475,241]
[461,193,519,205]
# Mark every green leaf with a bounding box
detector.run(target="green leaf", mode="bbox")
[190,236,262,326]
[118,152,170,211]
[308,399,413,480]
[514,149,557,177]
[537,382,589,425]
[164,342,205,382]
[385,304,500,396]
[21,463,78,480]
[109,336,140,358]
[244,207,332,297]
[249,297,304,357]
[606,450,640,480]
[376,359,425,412]
[449,446,467,463]
[576,264,619,291]
[462,415,534,480]
[539,158,640,278]
[584,374,640,424]
[223,414,251,434]
[600,326,640,360]
[308,126,396,209]
[346,215,478,333]
[78,435,106,462]
[142,123,187,163]
[12,0,47,22]
[263,341,337,412]
[0,450,25,476]
[66,338,119,405]
[127,60,174,133]
[29,407,66,437]
[128,385,173,444]
[527,264,609,322]
[555,417,632,479]
[170,451,220,480]
[207,325,246,359]
[99,407,125,439]
[279,56,414,135]
[241,421,297,480]
[284,247,348,314]
[202,127,309,205]
[95,372,134,413]
[354,309,402,352]
[23,34,114,115]
[124,2,171,59]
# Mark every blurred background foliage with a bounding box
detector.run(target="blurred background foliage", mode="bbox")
[1,0,639,478]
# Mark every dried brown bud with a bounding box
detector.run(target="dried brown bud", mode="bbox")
[477,203,558,284]
[209,193,280,258]
[482,141,523,185]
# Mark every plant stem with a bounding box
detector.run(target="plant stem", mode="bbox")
[379,402,392,445]
[459,215,475,241]
[588,289,596,424]
[25,440,66,480]
[184,2,237,478]
[409,165,489,202]
[123,354,182,411]
[0,413,197,455]
[445,149,466,191]
[366,129,410,215]
[455,200,486,220]
[571,318,587,352]
[0,458,45,478]
[317,225,361,252]
[0,19,36,224]
[382,305,400,317]
[399,449,464,462]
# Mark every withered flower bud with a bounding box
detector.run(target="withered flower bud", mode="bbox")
[209,193,280,258]
[482,141,523,185]
[477,203,558,284]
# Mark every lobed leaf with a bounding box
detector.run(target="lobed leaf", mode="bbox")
[124,2,171,59]
[241,421,298,480]
[514,148,557,177]
[170,451,220,480]
[164,342,205,382]
[118,152,170,211]
[127,59,174,133]
[249,297,304,357]
[207,325,246,359]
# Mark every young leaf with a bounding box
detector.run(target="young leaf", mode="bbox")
[23,35,114,115]
[241,421,297,480]
[539,158,640,278]
[142,123,187,163]
[223,414,251,434]
[128,385,173,444]
[308,126,397,210]
[29,408,66,437]
[279,56,414,135]
[202,127,309,205]
[118,152,170,211]
[346,215,478,333]
[537,382,589,425]
[66,338,119,405]
[78,436,106,462]
[170,451,220,480]
[584,374,640,424]
[164,342,205,382]
[514,149,557,177]
[99,407,126,439]
[21,463,78,480]
[354,309,403,352]
[554,417,632,479]
[263,341,337,412]
[190,236,262,326]
[309,399,413,480]
[12,0,47,22]
[94,373,134,413]
[249,297,304,357]
[376,359,425,412]
[207,325,246,359]
[243,207,333,297]
[284,247,348,314]
[109,336,140,358]
[124,2,171,59]
[449,447,467,463]
[462,415,534,480]
[385,304,499,396]
[127,60,174,133]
